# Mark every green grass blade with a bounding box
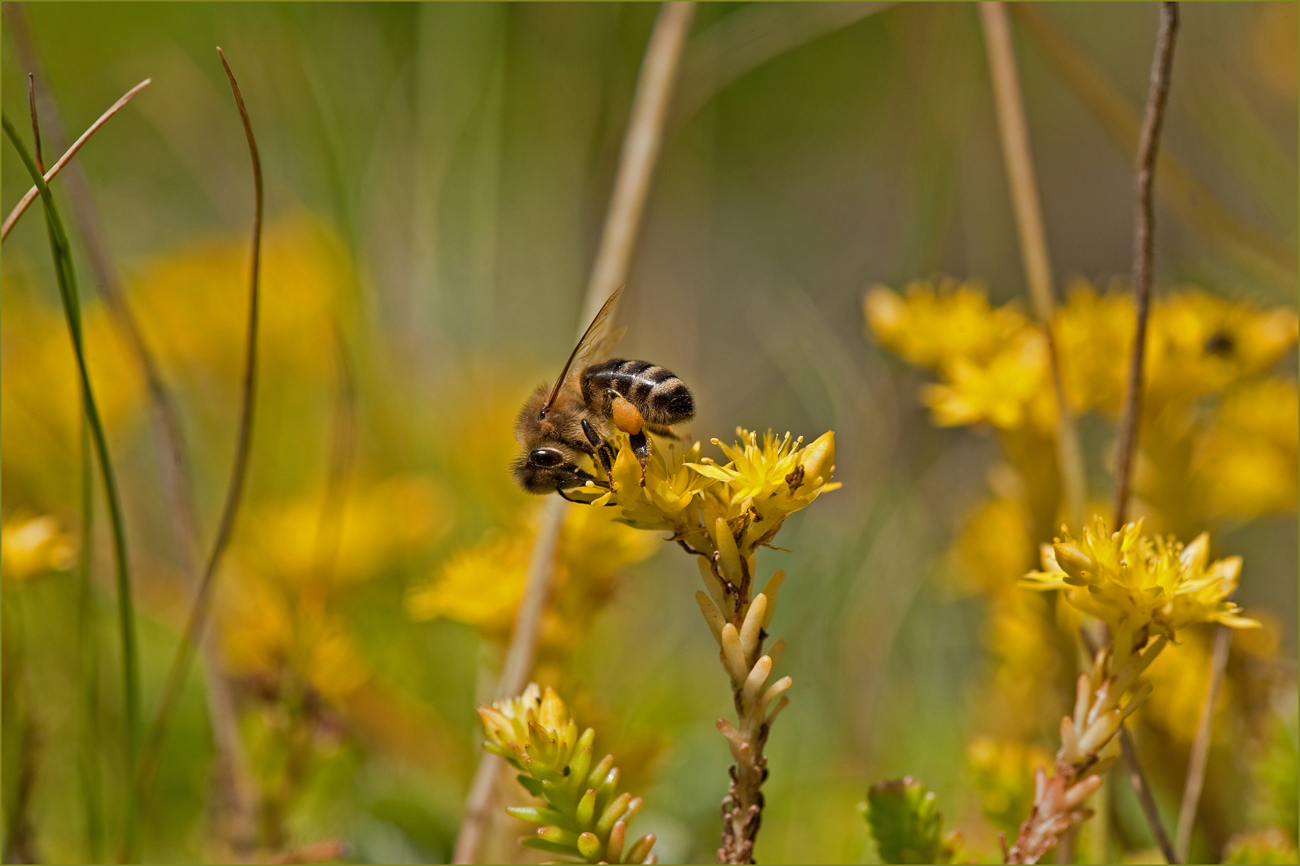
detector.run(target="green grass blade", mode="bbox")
[78,416,105,861]
[2,113,140,862]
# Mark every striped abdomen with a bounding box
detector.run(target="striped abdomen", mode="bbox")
[581,359,695,426]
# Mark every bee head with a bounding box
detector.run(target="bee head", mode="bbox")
[511,443,600,495]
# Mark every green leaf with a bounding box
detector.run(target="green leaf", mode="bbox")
[861,776,958,864]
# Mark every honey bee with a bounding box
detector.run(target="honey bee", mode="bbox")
[512,286,695,499]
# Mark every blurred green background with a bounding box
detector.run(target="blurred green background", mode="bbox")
[2,3,1295,864]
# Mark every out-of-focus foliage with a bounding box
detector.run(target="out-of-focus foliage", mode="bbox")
[861,776,961,865]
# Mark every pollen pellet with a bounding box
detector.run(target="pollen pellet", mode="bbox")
[611,395,644,435]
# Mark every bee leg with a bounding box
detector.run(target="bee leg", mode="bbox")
[580,419,615,479]
[629,431,650,486]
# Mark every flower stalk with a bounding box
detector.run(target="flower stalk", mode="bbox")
[1007,518,1257,863]
[589,429,836,863]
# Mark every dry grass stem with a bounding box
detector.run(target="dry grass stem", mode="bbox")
[1113,1,1178,546]
[1174,624,1232,861]
[1009,4,1294,293]
[0,77,151,242]
[1110,7,1182,852]
[451,4,696,862]
[138,48,264,820]
[978,0,1086,529]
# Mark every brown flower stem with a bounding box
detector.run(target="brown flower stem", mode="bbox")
[1009,4,1293,293]
[1118,727,1178,863]
[1112,1,1179,527]
[1174,624,1231,861]
[1108,8,1181,861]
[137,49,264,830]
[979,0,1086,529]
[450,4,696,862]
[717,578,770,865]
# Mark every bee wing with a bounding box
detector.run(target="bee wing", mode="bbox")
[543,285,624,411]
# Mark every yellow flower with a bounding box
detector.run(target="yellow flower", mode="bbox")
[865,280,1029,370]
[241,475,446,586]
[1195,379,1298,519]
[950,496,1035,595]
[1023,517,1258,650]
[129,215,350,382]
[478,684,659,864]
[406,504,657,651]
[591,429,837,556]
[1145,291,1298,405]
[1054,281,1134,416]
[922,334,1054,432]
[215,565,368,702]
[0,514,76,583]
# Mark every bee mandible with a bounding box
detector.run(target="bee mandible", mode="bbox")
[512,285,695,500]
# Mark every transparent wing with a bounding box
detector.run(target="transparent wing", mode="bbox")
[543,284,624,412]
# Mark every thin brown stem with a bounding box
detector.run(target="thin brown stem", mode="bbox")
[1009,4,1293,293]
[1174,625,1231,861]
[138,47,264,807]
[27,74,44,173]
[1113,1,1178,526]
[3,8,256,848]
[978,1,1086,529]
[0,77,151,242]
[1118,727,1178,863]
[450,5,696,863]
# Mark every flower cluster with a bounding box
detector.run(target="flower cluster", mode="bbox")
[567,428,835,863]
[1022,517,1258,653]
[478,684,658,864]
[866,279,1298,433]
[582,429,837,552]
[1006,519,1260,863]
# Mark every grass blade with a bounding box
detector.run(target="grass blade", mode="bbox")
[2,113,141,861]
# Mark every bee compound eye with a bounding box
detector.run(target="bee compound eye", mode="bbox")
[529,448,564,468]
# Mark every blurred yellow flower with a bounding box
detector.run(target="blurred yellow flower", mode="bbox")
[1145,290,1298,406]
[0,514,76,583]
[1054,280,1133,416]
[950,496,1035,595]
[922,334,1053,432]
[1196,378,1298,519]
[864,280,1029,370]
[241,475,445,586]
[406,503,657,651]
[215,566,368,703]
[129,215,350,382]
[2,259,145,494]
[1023,518,1258,651]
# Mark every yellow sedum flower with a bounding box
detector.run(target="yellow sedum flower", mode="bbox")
[1196,378,1298,519]
[1023,517,1258,652]
[865,280,1029,370]
[1,514,76,583]
[405,504,657,651]
[478,684,658,864]
[923,335,1054,432]
[587,429,837,558]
